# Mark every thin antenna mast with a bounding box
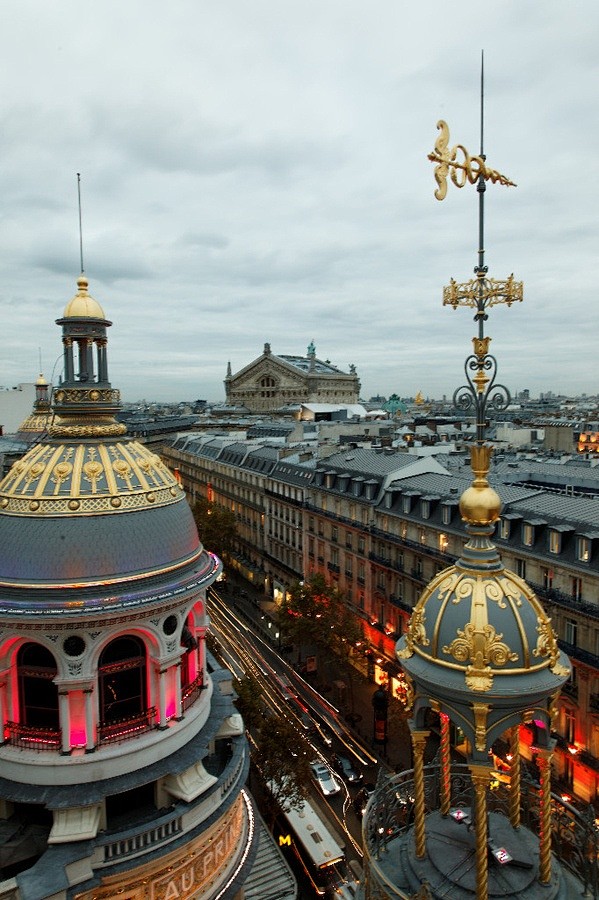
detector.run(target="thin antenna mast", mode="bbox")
[77,173,84,274]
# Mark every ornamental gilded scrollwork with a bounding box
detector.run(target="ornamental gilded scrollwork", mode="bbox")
[443,621,518,692]
[397,606,429,659]
[533,615,570,678]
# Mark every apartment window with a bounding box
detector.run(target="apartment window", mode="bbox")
[516,559,527,580]
[401,523,408,540]
[577,536,591,563]
[345,557,353,579]
[565,618,578,646]
[523,524,534,547]
[565,707,576,745]
[542,568,553,591]
[318,521,324,537]
[377,571,386,591]
[419,528,426,545]
[345,532,353,550]
[358,563,365,584]
[358,535,365,554]
[572,577,583,602]
[549,530,561,555]
[439,533,449,553]
[499,518,511,540]
[331,526,338,543]
[396,551,404,570]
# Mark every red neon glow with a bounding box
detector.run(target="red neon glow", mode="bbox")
[70,729,86,746]
[69,690,88,748]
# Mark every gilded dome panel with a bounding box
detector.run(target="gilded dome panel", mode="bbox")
[0,439,183,516]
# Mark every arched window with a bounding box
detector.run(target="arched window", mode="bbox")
[259,376,276,398]
[17,643,59,729]
[99,636,146,724]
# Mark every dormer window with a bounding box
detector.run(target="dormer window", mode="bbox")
[577,536,591,563]
[441,505,452,526]
[523,524,534,547]
[421,500,430,520]
[402,496,411,514]
[499,519,511,540]
[549,530,561,555]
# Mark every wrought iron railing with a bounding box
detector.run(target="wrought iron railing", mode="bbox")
[98,707,156,745]
[182,675,205,712]
[4,721,61,751]
[364,763,599,898]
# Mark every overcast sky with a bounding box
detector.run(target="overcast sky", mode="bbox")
[1,1,597,404]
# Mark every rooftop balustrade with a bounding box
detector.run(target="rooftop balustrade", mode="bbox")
[363,762,599,899]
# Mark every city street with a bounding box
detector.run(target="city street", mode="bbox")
[206,575,431,897]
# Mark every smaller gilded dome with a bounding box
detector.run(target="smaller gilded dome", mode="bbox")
[397,561,569,694]
[35,373,48,387]
[397,443,569,696]
[63,276,106,319]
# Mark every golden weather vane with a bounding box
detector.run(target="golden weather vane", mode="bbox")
[428,120,516,202]
[429,55,523,446]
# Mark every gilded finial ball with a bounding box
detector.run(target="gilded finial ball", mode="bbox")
[459,483,502,525]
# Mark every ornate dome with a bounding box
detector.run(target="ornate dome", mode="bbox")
[0,276,219,604]
[16,373,51,436]
[398,556,567,694]
[63,275,106,319]
[397,446,569,696]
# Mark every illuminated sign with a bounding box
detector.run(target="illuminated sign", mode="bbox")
[75,797,245,900]
[491,846,513,865]
[279,834,292,847]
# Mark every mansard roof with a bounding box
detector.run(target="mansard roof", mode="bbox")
[278,354,345,374]
[228,348,355,383]
[505,491,599,530]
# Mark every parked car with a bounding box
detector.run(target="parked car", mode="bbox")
[330,753,362,784]
[310,761,341,797]
[353,782,376,817]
